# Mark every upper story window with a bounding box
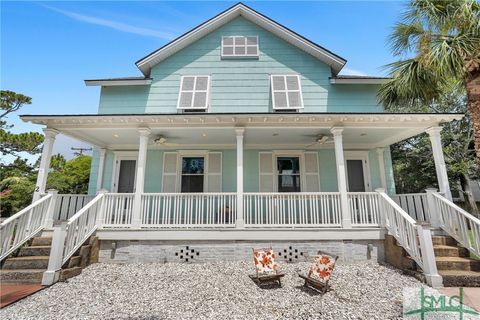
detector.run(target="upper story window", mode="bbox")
[270,75,304,111]
[221,36,259,58]
[177,75,211,112]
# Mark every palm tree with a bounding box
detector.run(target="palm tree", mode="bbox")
[379,0,480,161]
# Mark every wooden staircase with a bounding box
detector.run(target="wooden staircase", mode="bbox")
[0,236,99,284]
[385,234,480,287]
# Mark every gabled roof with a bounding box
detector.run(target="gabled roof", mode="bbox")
[135,2,347,77]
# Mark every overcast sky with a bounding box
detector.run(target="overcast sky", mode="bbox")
[1,1,405,161]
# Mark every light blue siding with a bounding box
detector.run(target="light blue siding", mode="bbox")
[98,17,383,114]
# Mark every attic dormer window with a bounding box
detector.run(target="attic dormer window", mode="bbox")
[222,36,259,58]
[177,75,211,112]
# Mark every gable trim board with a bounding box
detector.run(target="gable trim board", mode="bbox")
[135,3,346,77]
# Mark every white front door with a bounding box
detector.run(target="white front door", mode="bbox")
[344,152,371,192]
[113,154,137,193]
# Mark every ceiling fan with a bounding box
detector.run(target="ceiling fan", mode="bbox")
[150,135,181,147]
[305,134,334,149]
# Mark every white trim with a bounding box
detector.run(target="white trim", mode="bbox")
[135,3,346,76]
[84,79,152,86]
[96,228,385,241]
[178,151,207,193]
[221,35,259,58]
[330,78,389,85]
[273,151,304,192]
[112,152,138,192]
[344,151,372,192]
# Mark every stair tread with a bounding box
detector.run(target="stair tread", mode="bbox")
[24,245,51,249]
[0,269,46,273]
[7,256,50,261]
[436,256,479,262]
[433,245,461,249]
[439,270,480,276]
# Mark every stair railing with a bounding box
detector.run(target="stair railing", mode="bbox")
[430,191,480,257]
[42,192,106,285]
[377,190,442,287]
[0,193,54,261]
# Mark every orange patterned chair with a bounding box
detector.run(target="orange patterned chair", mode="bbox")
[297,250,338,293]
[251,247,285,286]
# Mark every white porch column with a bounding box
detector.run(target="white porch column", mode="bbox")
[96,148,107,192]
[235,128,245,228]
[331,127,351,228]
[426,126,452,201]
[376,148,387,190]
[33,128,59,202]
[132,128,150,229]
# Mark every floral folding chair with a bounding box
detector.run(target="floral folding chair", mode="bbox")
[297,250,339,293]
[251,247,285,286]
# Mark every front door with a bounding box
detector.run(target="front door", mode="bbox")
[117,160,136,193]
[346,159,366,192]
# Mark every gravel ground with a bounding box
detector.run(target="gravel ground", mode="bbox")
[1,262,425,320]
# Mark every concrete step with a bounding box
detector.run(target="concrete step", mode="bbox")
[18,246,51,257]
[3,256,49,270]
[67,256,81,268]
[436,257,480,271]
[439,270,480,287]
[434,245,469,258]
[60,267,82,281]
[31,237,52,247]
[0,269,46,284]
[431,236,457,246]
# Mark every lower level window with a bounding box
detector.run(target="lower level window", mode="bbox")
[181,157,204,193]
[277,157,301,192]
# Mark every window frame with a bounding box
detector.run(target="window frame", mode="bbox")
[176,75,211,111]
[276,156,302,193]
[180,156,205,193]
[270,74,304,111]
[221,36,259,59]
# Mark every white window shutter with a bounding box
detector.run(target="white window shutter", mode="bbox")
[206,152,222,192]
[259,152,275,192]
[304,152,320,192]
[271,75,303,110]
[162,152,178,192]
[177,76,210,110]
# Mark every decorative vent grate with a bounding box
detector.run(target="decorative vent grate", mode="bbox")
[278,246,306,262]
[174,246,199,262]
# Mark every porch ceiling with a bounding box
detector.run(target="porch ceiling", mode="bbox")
[21,113,463,149]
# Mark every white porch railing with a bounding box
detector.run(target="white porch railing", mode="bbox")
[243,192,341,227]
[54,194,95,221]
[0,194,53,261]
[391,193,430,221]
[140,193,236,228]
[432,192,480,257]
[62,193,104,264]
[102,193,135,228]
[348,192,381,226]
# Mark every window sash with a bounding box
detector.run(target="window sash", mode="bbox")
[181,156,205,193]
[222,36,259,57]
[177,76,210,110]
[271,75,304,110]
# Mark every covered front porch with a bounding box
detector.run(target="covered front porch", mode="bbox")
[23,112,460,231]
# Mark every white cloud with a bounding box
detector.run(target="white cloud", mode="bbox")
[339,67,368,76]
[42,5,174,40]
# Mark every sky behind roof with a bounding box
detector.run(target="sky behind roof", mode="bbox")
[1,1,406,160]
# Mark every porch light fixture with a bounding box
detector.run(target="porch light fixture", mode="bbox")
[360,133,367,136]
[202,133,207,137]
[113,134,119,138]
[272,133,279,136]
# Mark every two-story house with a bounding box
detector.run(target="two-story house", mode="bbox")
[4,3,477,288]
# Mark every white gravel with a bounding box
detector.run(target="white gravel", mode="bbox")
[1,262,425,320]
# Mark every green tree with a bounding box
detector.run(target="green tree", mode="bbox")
[378,0,480,160]
[47,154,91,194]
[0,90,44,156]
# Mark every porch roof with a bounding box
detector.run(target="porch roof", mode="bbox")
[21,112,462,149]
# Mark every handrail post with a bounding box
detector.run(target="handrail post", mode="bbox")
[416,223,443,288]
[44,189,59,229]
[42,222,67,285]
[375,188,386,227]
[95,189,108,228]
[425,188,441,229]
